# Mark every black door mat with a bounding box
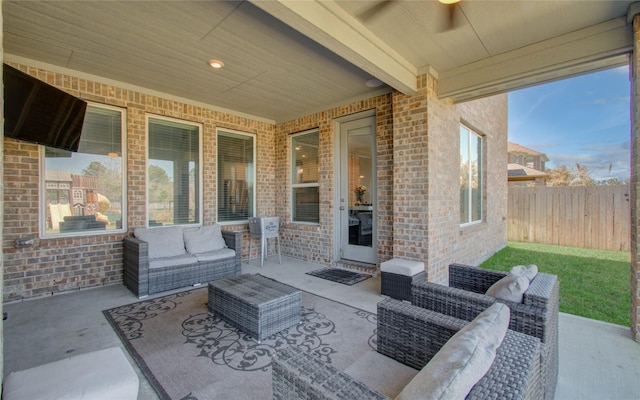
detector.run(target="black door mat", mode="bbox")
[306,268,372,286]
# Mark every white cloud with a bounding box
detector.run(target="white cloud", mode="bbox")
[613,65,630,75]
[546,141,630,180]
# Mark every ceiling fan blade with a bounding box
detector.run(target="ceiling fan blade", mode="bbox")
[436,2,461,32]
[359,0,395,22]
[447,3,456,30]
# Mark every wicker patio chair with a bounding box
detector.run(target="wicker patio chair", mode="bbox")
[272,299,542,400]
[411,263,559,400]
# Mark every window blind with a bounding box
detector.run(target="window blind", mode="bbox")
[148,117,200,226]
[218,130,254,222]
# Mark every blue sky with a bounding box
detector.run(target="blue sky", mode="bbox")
[508,65,631,181]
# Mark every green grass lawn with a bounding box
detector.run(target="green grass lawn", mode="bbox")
[479,242,630,326]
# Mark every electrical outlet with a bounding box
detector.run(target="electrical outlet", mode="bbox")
[14,238,34,248]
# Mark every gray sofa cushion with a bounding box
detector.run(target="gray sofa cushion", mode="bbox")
[396,303,510,400]
[134,226,186,259]
[486,273,530,303]
[183,224,227,254]
[2,347,139,400]
[510,264,538,281]
[149,254,198,269]
[344,350,418,398]
[194,248,236,262]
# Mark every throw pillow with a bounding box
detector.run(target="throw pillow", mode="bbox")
[485,273,530,303]
[396,303,511,400]
[134,226,186,259]
[183,225,227,254]
[510,264,538,281]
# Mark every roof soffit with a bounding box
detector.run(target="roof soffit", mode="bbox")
[250,0,418,95]
[438,17,633,102]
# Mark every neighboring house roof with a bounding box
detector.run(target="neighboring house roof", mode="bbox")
[45,170,72,182]
[507,163,549,181]
[508,142,550,162]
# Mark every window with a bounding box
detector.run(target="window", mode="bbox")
[291,130,319,223]
[147,116,201,226]
[42,104,125,235]
[217,130,255,222]
[525,157,534,169]
[460,125,483,225]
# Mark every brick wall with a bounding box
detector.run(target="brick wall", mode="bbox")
[391,72,507,283]
[1,16,5,382]
[391,75,431,267]
[2,62,508,303]
[275,96,394,265]
[446,87,508,277]
[2,62,274,302]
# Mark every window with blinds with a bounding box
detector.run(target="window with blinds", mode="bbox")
[147,116,201,226]
[217,130,255,222]
[42,104,126,236]
[291,130,319,223]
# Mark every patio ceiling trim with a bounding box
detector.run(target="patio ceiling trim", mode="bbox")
[250,0,418,95]
[438,18,633,102]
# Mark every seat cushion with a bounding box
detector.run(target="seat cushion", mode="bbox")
[134,226,186,258]
[183,224,227,254]
[486,273,530,303]
[380,258,425,276]
[510,264,538,281]
[3,347,139,400]
[149,254,198,269]
[396,303,510,400]
[194,248,236,262]
[345,350,418,399]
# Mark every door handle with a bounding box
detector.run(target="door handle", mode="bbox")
[339,206,345,211]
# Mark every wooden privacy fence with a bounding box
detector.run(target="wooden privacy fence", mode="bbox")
[507,185,630,251]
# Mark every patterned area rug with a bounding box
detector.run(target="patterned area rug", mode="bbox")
[305,268,372,285]
[103,285,377,400]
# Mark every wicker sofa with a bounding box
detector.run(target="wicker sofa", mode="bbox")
[272,299,542,400]
[123,225,242,298]
[411,263,559,400]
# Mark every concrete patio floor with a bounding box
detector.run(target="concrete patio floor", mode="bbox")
[3,256,639,399]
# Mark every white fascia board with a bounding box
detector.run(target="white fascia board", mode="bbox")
[251,0,418,95]
[438,18,633,102]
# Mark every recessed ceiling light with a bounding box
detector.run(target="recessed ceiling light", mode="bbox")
[208,59,224,69]
[365,78,383,88]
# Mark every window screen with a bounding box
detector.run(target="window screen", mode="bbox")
[460,125,483,225]
[291,130,319,223]
[217,130,255,222]
[148,117,201,226]
[42,105,125,235]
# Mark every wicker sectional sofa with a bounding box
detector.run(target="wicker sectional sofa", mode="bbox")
[272,299,542,400]
[411,263,559,400]
[123,225,242,298]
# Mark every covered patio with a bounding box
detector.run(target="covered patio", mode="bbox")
[2,1,640,395]
[3,258,639,399]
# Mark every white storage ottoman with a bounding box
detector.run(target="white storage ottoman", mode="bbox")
[380,258,426,301]
[3,347,139,400]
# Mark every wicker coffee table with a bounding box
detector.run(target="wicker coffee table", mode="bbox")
[208,274,302,342]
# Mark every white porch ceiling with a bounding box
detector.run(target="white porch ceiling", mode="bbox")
[3,0,635,123]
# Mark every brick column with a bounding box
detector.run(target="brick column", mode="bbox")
[391,75,430,270]
[631,13,640,342]
[0,0,5,381]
